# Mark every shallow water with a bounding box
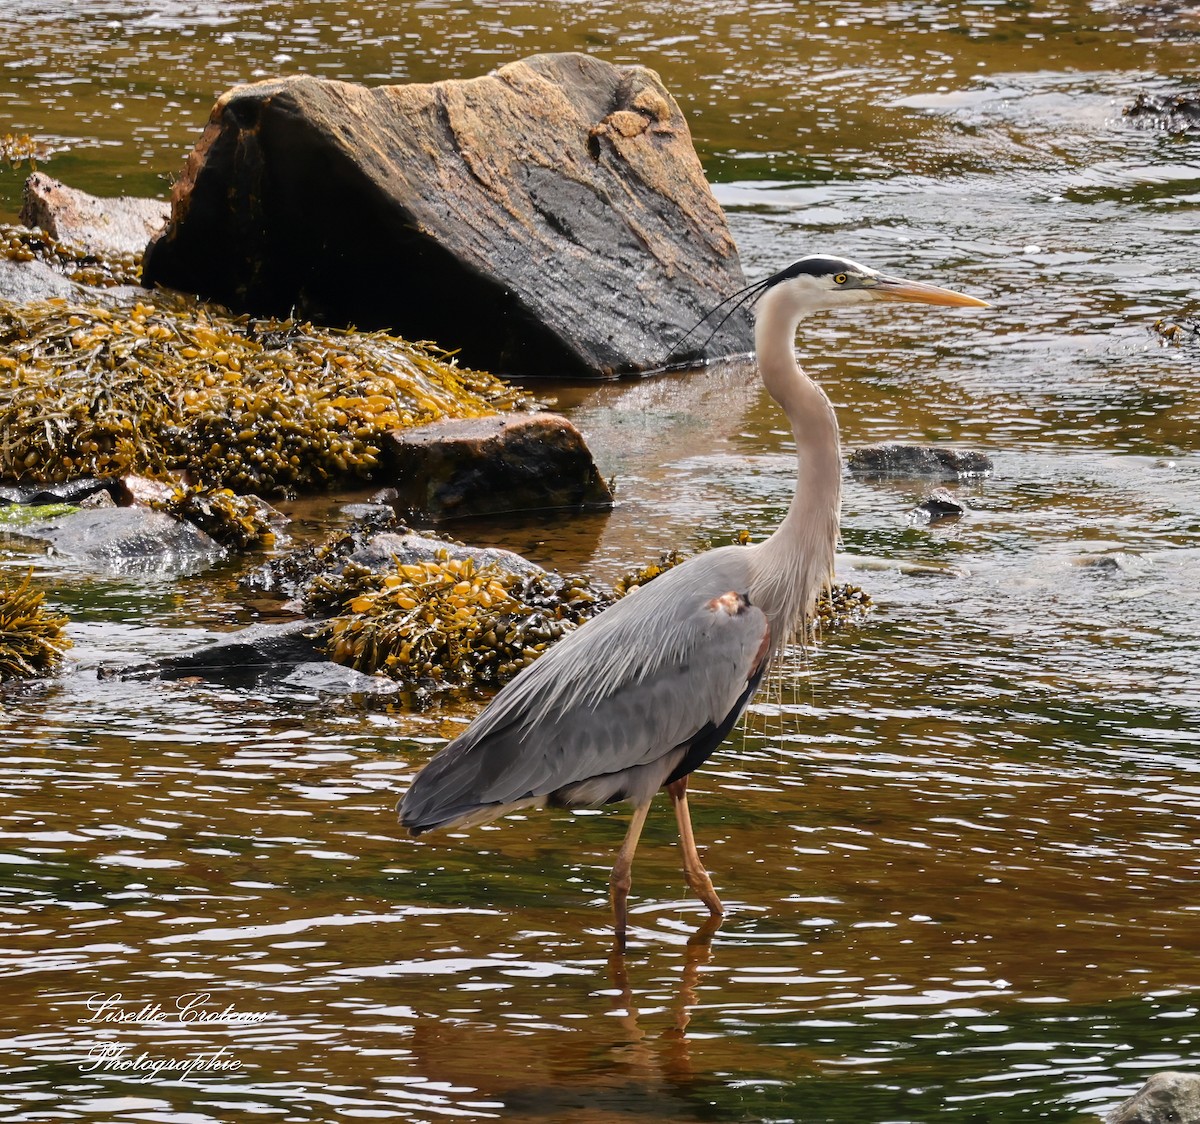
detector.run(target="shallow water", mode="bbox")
[2,2,1199,1122]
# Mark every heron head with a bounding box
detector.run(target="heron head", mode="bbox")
[665,253,986,365]
[765,255,989,314]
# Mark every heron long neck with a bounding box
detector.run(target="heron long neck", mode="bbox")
[747,286,843,653]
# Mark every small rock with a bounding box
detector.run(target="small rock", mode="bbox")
[848,444,993,480]
[2,506,220,571]
[910,487,966,524]
[0,478,113,506]
[1124,91,1200,133]
[78,489,116,510]
[279,661,401,695]
[347,531,545,580]
[383,411,614,520]
[111,474,178,507]
[20,172,169,258]
[1074,551,1150,576]
[340,502,397,522]
[0,255,83,305]
[1105,1071,1200,1124]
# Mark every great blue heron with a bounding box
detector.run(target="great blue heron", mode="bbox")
[398,255,987,947]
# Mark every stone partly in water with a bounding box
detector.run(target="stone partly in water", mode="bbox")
[909,486,967,524]
[383,412,614,520]
[2,504,221,572]
[1124,90,1200,133]
[149,620,326,687]
[20,173,169,259]
[848,443,994,480]
[142,54,752,377]
[1105,1071,1200,1124]
[1153,316,1200,346]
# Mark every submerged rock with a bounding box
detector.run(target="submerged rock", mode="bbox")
[142,54,751,377]
[20,173,169,258]
[0,478,113,506]
[383,412,614,520]
[848,444,994,480]
[1105,1071,1200,1124]
[278,661,403,695]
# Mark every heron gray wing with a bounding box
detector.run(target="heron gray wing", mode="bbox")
[398,549,769,833]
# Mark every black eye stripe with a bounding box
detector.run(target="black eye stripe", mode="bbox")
[765,256,858,287]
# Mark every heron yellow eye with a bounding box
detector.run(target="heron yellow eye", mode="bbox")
[834,273,848,285]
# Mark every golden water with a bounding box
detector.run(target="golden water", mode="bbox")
[2,2,1199,1121]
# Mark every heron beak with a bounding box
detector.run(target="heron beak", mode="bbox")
[871,275,989,308]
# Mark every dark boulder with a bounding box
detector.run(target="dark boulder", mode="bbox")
[1105,1071,1200,1124]
[382,412,614,520]
[142,54,751,377]
[20,173,169,258]
[848,443,994,480]
[150,620,325,687]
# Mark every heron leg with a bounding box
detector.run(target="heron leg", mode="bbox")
[611,800,652,951]
[667,777,724,918]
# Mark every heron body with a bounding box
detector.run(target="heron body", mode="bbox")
[398,255,986,947]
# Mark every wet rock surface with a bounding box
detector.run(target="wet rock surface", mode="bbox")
[1,504,220,570]
[1124,90,1200,132]
[1105,1071,1200,1124]
[142,53,752,377]
[383,411,614,520]
[910,487,966,524]
[148,620,326,686]
[848,443,994,480]
[343,530,546,581]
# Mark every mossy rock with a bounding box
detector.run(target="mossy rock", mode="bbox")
[0,290,530,494]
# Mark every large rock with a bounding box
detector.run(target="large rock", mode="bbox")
[20,173,169,258]
[1106,1071,1200,1124]
[382,412,613,520]
[141,54,752,377]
